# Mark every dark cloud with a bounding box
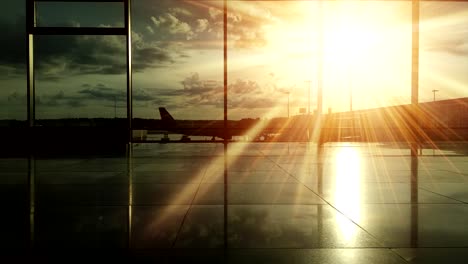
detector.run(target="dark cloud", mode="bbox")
[7,91,25,102]
[33,91,84,108]
[0,16,181,79]
[0,17,27,69]
[0,0,273,80]
[6,83,161,110]
[133,46,175,71]
[134,89,157,102]
[79,83,169,108]
[66,98,86,108]
[79,86,125,102]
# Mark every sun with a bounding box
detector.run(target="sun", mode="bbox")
[324,23,380,63]
[227,1,413,113]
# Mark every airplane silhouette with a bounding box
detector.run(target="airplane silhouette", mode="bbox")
[159,107,238,141]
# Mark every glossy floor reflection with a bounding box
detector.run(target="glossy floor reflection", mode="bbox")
[1,142,468,263]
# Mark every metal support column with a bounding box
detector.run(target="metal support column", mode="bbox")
[223,0,229,249]
[125,0,133,144]
[25,0,37,249]
[411,0,420,156]
[26,0,36,128]
[317,0,323,117]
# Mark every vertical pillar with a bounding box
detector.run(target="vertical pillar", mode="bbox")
[26,0,36,249]
[223,0,228,140]
[127,143,133,248]
[26,0,36,128]
[315,0,324,145]
[28,155,35,248]
[125,0,133,144]
[125,0,133,248]
[223,0,228,249]
[317,0,323,117]
[411,0,419,106]
[411,0,420,156]
[410,156,419,246]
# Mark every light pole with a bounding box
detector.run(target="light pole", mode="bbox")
[305,80,312,114]
[432,89,439,102]
[281,90,291,118]
[431,89,439,156]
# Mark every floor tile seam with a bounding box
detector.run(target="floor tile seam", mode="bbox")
[34,205,193,209]
[34,171,128,173]
[388,248,412,263]
[31,202,466,207]
[254,147,387,248]
[64,158,99,169]
[35,204,134,207]
[170,146,220,248]
[417,187,468,204]
[389,246,468,249]
[125,247,468,252]
[34,173,126,176]
[34,183,133,186]
[436,169,468,177]
[144,247,410,250]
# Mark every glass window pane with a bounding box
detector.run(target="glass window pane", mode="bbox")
[227,1,411,142]
[36,2,125,28]
[0,0,26,122]
[420,1,468,102]
[34,35,127,122]
[132,0,223,142]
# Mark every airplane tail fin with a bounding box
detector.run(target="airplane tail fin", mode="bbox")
[159,107,175,122]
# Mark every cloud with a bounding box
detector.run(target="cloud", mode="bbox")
[168,7,193,17]
[203,3,273,49]
[146,26,154,34]
[425,38,468,56]
[209,7,222,20]
[170,73,280,110]
[151,13,194,40]
[229,79,261,94]
[181,72,217,95]
[195,19,209,33]
[0,1,273,80]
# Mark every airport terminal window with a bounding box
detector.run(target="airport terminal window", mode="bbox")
[34,35,127,123]
[0,1,27,122]
[0,0,466,143]
[132,0,224,141]
[321,1,412,110]
[225,1,412,142]
[420,1,468,103]
[35,1,124,28]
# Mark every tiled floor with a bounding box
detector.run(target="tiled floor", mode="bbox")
[1,142,468,263]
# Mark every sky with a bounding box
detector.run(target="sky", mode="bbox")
[1,0,467,120]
